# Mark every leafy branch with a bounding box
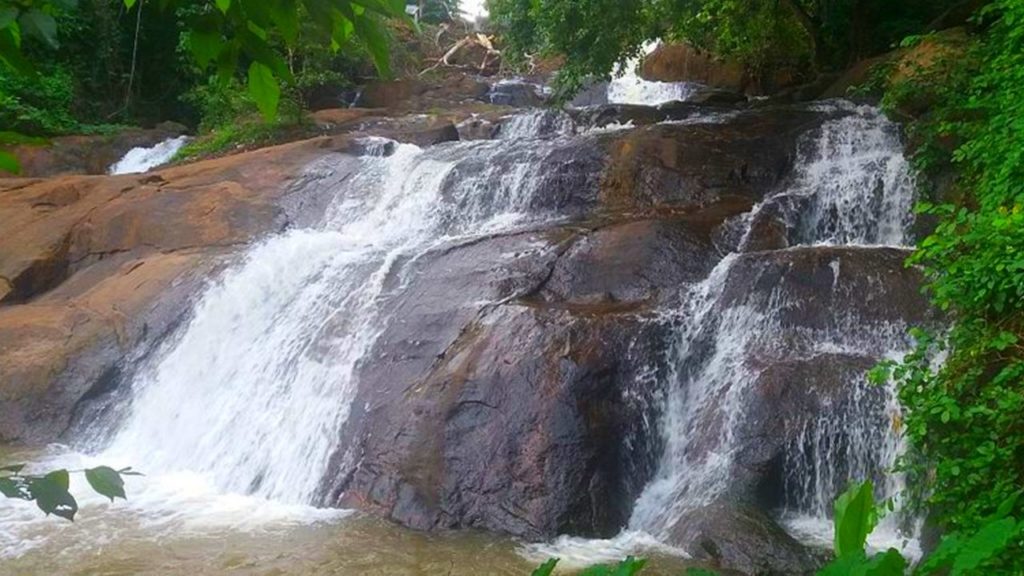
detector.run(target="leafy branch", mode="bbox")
[0,463,141,521]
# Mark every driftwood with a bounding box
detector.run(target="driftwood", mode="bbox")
[420,33,502,75]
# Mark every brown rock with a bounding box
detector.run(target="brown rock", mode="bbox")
[641,43,748,92]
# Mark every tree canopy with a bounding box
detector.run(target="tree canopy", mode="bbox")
[487,0,961,96]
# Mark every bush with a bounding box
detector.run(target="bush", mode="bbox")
[0,65,79,135]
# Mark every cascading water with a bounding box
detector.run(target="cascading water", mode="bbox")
[2,95,923,572]
[627,102,920,551]
[606,42,699,106]
[108,135,191,175]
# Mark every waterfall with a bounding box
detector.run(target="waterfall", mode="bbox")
[108,135,190,175]
[607,43,699,106]
[94,126,585,508]
[625,103,919,552]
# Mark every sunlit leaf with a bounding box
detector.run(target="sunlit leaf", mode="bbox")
[248,61,280,122]
[834,481,877,557]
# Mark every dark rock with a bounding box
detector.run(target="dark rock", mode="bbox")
[597,108,825,213]
[688,87,748,106]
[320,226,684,538]
[667,502,821,575]
[485,80,547,107]
[569,81,611,108]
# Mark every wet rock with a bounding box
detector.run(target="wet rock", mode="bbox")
[484,80,547,107]
[540,219,715,303]
[719,247,933,330]
[687,86,748,106]
[321,226,685,539]
[667,502,821,575]
[569,81,611,108]
[598,108,824,212]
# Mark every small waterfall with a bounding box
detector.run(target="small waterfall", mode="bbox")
[626,104,919,549]
[770,104,916,247]
[108,135,190,175]
[499,109,576,140]
[607,43,699,106]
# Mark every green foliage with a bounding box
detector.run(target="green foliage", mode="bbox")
[174,117,306,161]
[0,463,140,521]
[485,0,958,98]
[866,2,1024,572]
[817,483,1022,576]
[578,557,647,576]
[0,62,77,134]
[832,480,879,557]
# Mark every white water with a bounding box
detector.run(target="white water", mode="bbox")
[531,103,921,564]
[629,103,918,547]
[2,128,579,560]
[108,135,190,175]
[607,43,699,106]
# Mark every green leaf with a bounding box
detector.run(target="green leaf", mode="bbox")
[18,9,58,49]
[0,150,20,175]
[85,466,127,502]
[124,0,138,9]
[29,470,77,521]
[268,0,299,45]
[578,557,647,576]
[0,476,30,499]
[949,518,1020,574]
[531,558,558,576]
[994,491,1022,519]
[215,0,232,13]
[188,28,223,69]
[834,481,877,557]
[247,61,280,122]
[352,14,391,77]
[0,7,17,30]
[861,548,906,576]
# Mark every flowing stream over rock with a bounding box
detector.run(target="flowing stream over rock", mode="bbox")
[108,135,191,175]
[1,96,924,573]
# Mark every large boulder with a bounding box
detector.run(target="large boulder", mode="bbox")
[668,502,822,575]
[641,43,747,92]
[322,223,703,538]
